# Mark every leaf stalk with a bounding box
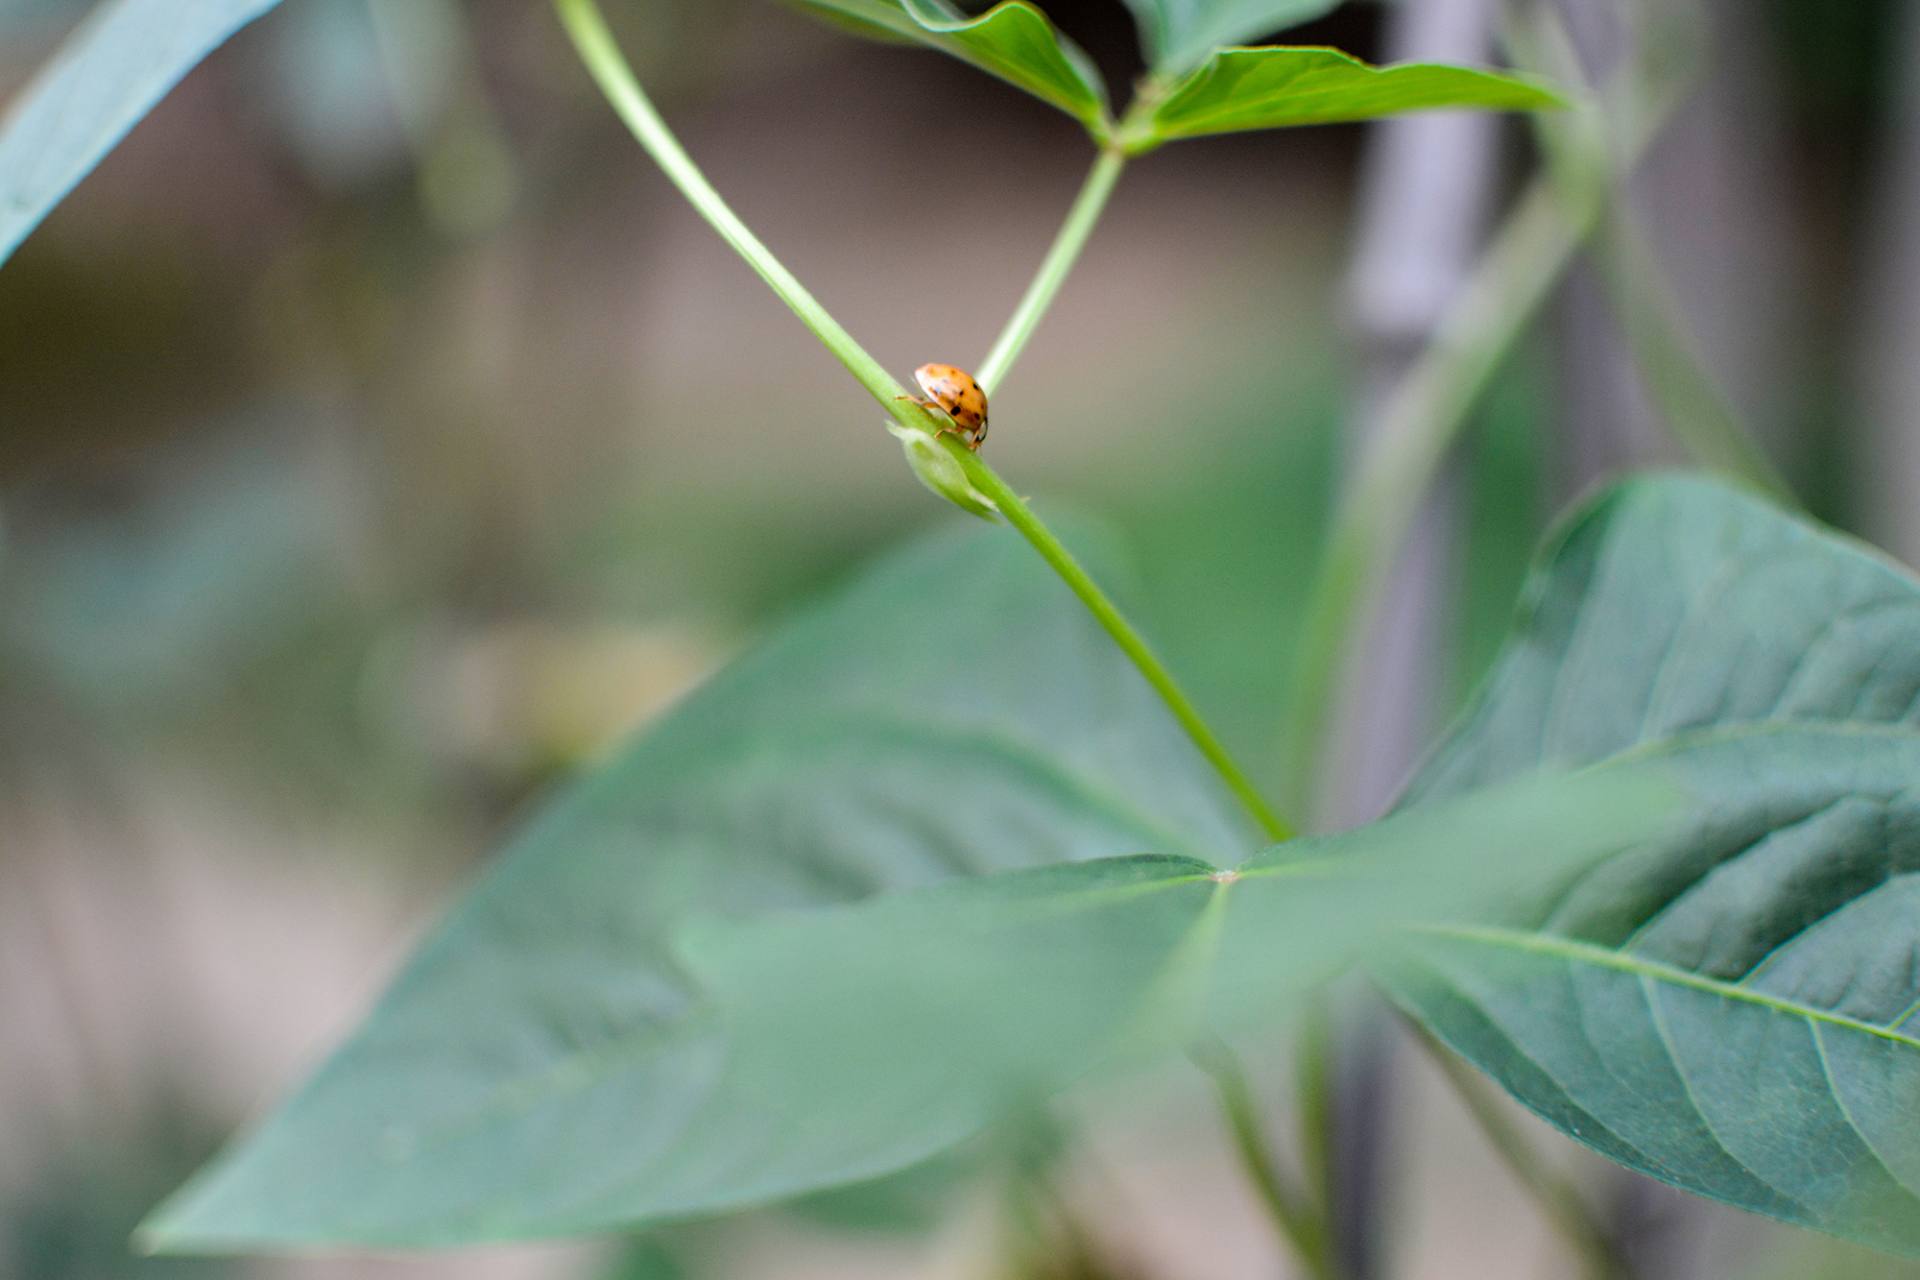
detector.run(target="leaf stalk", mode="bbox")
[553,0,936,435]
[977,144,1127,394]
[552,0,1294,844]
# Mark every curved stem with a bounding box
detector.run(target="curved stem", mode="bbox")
[1279,71,1687,818]
[555,0,1290,844]
[1281,173,1574,816]
[1502,0,1792,506]
[553,0,921,422]
[1590,208,1793,503]
[976,146,1127,394]
[952,442,1295,843]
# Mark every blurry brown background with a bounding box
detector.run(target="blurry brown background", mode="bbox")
[1,1,1915,1277]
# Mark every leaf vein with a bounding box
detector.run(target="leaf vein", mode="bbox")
[1418,925,1920,1051]
[1635,972,1806,1212]
[1810,1021,1920,1201]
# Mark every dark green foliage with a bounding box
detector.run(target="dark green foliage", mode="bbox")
[1393,476,1920,1255]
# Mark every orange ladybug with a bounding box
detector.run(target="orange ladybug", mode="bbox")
[904,363,989,451]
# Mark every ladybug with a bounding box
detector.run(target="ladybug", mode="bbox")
[903,363,989,451]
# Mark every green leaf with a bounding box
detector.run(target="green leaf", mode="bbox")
[597,1239,687,1280]
[782,1152,972,1235]
[145,728,1681,1253]
[787,0,1110,135]
[1389,474,1920,1257]
[1119,0,1341,74]
[1128,46,1564,152]
[0,0,287,269]
[677,854,1225,1174]
[140,521,1252,1250]
[684,763,1688,1124]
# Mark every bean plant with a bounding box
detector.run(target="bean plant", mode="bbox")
[6,1,1919,1277]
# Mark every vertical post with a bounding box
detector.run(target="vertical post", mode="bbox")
[1329,0,1502,832]
[1324,3,1503,1276]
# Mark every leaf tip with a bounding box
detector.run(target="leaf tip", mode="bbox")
[130,1197,198,1257]
[132,1144,279,1257]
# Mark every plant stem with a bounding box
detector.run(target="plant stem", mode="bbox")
[554,0,1290,844]
[1292,1000,1340,1245]
[553,0,919,420]
[1590,210,1794,502]
[976,147,1127,394]
[1417,1029,1632,1280]
[1192,1037,1340,1280]
[1281,173,1573,816]
[1501,0,1793,506]
[952,443,1294,843]
[1280,52,1688,1265]
[1279,78,1684,818]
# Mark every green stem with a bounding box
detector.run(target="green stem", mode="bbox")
[1000,1156,1107,1279]
[1418,1030,1632,1280]
[1192,1037,1340,1280]
[1292,1001,1339,1242]
[1589,210,1794,503]
[1281,173,1575,817]
[976,146,1127,394]
[953,443,1295,843]
[1502,0,1793,505]
[1279,78,1685,819]
[554,0,1288,844]
[553,0,923,425]
[1282,67,1688,1253]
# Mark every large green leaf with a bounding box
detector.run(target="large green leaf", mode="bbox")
[0,0,287,268]
[788,0,1110,135]
[139,521,1253,1249]
[1128,46,1564,152]
[143,745,1680,1251]
[1390,475,1920,1256]
[1119,0,1341,74]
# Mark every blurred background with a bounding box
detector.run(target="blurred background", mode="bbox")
[2,0,1916,1276]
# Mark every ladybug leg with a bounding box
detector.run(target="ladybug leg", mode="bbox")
[895,394,945,423]
[897,396,970,447]
[932,419,985,452]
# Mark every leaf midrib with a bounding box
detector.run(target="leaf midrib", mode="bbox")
[360,865,1223,1167]
[1157,54,1533,134]
[1417,924,1920,1051]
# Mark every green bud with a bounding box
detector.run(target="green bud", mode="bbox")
[888,423,998,520]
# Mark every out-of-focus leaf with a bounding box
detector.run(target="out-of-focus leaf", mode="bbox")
[0,0,286,268]
[139,520,1251,1249]
[787,0,1109,135]
[684,761,1686,1127]
[1119,0,1340,74]
[1128,46,1563,151]
[1391,475,1920,1258]
[676,854,1223,1185]
[145,733,1685,1251]
[596,1239,686,1280]
[783,1153,970,1234]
